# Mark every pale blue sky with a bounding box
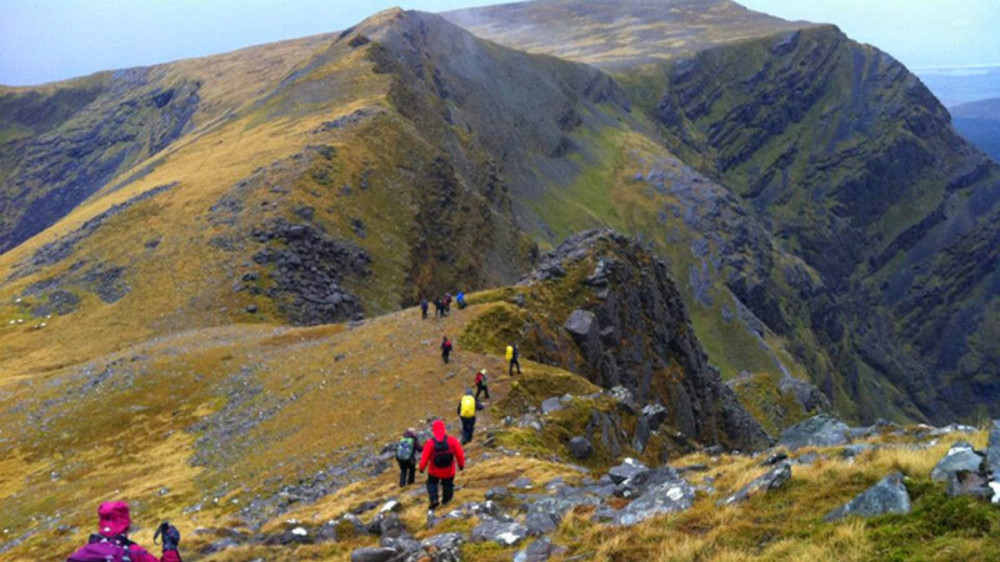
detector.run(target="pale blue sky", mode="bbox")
[1,0,998,86]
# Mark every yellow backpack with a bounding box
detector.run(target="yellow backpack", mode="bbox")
[505,345,514,361]
[460,395,476,418]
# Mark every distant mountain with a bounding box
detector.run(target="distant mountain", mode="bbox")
[951,98,1000,161]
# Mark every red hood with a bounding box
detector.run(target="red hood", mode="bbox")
[432,419,447,440]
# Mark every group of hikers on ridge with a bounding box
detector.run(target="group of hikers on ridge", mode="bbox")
[421,292,466,320]
[66,296,521,557]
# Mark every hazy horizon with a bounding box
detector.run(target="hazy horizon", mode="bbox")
[2,0,998,87]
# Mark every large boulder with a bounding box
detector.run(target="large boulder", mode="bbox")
[541,397,565,415]
[614,478,696,526]
[779,414,850,450]
[718,462,791,506]
[563,309,595,339]
[825,472,911,522]
[410,532,466,562]
[930,441,985,482]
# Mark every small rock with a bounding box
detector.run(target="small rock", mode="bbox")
[509,477,533,491]
[485,487,511,501]
[541,397,564,415]
[718,462,791,506]
[760,452,789,466]
[930,441,985,482]
[471,518,529,546]
[567,436,593,460]
[350,546,397,562]
[514,537,556,562]
[608,458,649,485]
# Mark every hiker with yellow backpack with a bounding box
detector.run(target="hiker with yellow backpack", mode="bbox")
[457,389,482,444]
[506,343,521,375]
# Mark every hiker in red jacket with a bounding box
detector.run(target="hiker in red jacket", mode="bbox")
[68,501,181,562]
[441,336,453,364]
[418,419,466,513]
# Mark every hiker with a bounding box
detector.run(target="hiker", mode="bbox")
[434,298,444,318]
[419,419,465,513]
[456,291,467,310]
[396,427,421,487]
[420,297,429,319]
[441,336,453,363]
[442,293,452,316]
[507,343,522,375]
[457,389,481,444]
[68,501,182,562]
[474,368,489,401]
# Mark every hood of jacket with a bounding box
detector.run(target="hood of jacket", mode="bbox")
[432,419,447,440]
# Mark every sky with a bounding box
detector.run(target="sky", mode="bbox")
[1,0,999,86]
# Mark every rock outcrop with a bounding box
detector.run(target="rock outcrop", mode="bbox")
[516,230,771,451]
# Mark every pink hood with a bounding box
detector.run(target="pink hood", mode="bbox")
[98,501,131,537]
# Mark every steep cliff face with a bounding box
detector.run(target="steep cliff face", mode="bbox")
[0,73,200,252]
[467,230,772,451]
[625,25,1000,421]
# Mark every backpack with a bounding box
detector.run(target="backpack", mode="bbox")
[67,536,133,562]
[396,436,415,461]
[505,345,514,361]
[475,372,486,386]
[431,437,454,468]
[460,395,476,418]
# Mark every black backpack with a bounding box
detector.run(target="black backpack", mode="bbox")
[431,437,454,468]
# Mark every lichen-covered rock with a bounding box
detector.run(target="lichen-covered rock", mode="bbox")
[825,472,911,521]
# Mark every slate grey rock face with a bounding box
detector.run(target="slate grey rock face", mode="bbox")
[350,546,398,562]
[567,436,594,460]
[825,472,911,522]
[930,441,985,482]
[614,478,696,526]
[471,518,529,546]
[779,414,850,450]
[718,462,792,506]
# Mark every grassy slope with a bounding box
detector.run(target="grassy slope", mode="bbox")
[0,298,529,560]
